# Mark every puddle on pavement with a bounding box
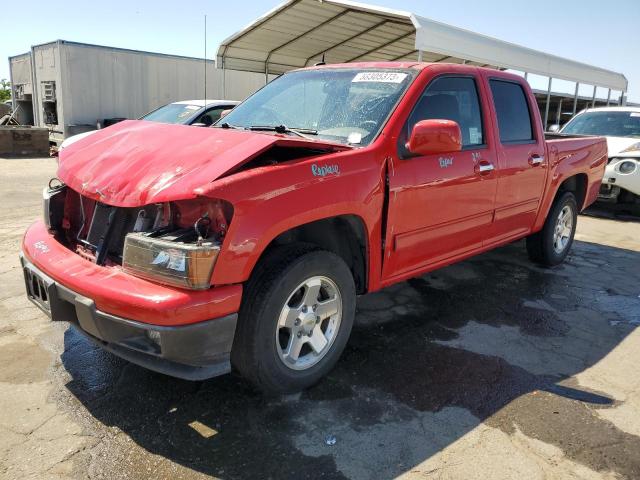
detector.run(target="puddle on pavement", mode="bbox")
[357,243,575,340]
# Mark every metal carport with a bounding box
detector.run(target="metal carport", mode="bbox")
[217,0,628,128]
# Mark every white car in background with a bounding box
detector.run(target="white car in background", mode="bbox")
[59,99,239,151]
[561,107,640,206]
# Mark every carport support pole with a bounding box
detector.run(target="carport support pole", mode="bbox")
[555,98,563,126]
[606,89,611,106]
[572,82,579,115]
[591,85,597,108]
[543,77,552,131]
[222,61,226,99]
[418,50,423,62]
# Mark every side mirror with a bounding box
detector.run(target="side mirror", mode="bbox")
[406,119,462,156]
[548,124,560,133]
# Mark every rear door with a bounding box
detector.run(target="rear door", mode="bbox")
[383,74,498,280]
[485,78,548,244]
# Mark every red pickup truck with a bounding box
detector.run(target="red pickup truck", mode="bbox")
[21,62,607,393]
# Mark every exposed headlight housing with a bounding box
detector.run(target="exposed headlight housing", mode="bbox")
[123,232,220,290]
[42,179,67,231]
[617,159,637,174]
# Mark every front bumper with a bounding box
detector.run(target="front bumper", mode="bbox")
[22,221,242,325]
[20,249,239,381]
[599,158,640,198]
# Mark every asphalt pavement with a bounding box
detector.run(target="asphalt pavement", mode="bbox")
[1,157,639,480]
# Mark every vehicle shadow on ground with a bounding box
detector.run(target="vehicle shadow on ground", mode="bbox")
[584,202,640,222]
[61,239,640,479]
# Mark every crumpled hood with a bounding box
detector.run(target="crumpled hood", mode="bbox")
[57,120,342,207]
[605,136,640,158]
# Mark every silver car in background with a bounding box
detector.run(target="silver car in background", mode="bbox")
[59,99,240,151]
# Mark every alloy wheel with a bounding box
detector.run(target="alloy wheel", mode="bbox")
[275,276,342,371]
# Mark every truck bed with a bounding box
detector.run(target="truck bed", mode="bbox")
[545,132,607,154]
[543,133,608,212]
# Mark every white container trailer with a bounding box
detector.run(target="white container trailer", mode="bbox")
[9,40,269,144]
[8,53,34,126]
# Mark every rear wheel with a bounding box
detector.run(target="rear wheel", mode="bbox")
[232,244,355,394]
[526,191,578,266]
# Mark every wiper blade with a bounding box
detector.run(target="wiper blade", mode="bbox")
[247,125,318,139]
[288,127,318,136]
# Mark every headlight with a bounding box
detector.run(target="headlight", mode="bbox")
[123,232,220,290]
[617,160,637,174]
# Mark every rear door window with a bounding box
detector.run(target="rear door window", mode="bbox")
[489,80,534,143]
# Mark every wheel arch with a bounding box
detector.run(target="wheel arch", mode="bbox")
[258,215,369,295]
[532,172,589,234]
[556,173,588,211]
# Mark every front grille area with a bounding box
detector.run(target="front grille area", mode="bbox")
[45,183,228,270]
[79,203,133,264]
[24,267,50,311]
[48,187,170,267]
[78,202,168,265]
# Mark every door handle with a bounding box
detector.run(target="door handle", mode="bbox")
[529,154,544,166]
[475,162,495,174]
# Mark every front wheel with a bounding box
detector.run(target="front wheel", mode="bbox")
[526,191,578,266]
[232,245,356,394]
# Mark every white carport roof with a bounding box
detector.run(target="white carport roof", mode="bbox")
[217,0,627,92]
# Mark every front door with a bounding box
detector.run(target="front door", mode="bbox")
[383,75,498,281]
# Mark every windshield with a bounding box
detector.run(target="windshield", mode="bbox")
[561,111,640,138]
[141,104,201,124]
[218,68,417,145]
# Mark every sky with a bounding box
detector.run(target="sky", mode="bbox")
[4,0,640,102]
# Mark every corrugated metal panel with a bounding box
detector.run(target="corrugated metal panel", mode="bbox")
[217,0,627,92]
[312,21,410,64]
[219,0,416,73]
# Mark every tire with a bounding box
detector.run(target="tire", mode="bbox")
[526,191,578,266]
[231,244,356,394]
